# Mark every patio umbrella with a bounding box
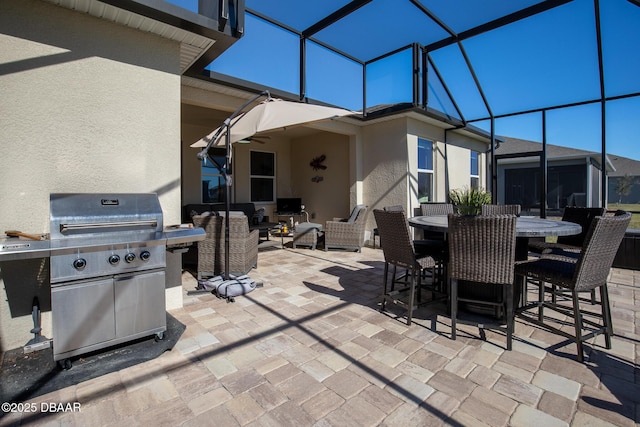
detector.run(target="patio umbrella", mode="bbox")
[192,91,358,284]
[191,97,358,148]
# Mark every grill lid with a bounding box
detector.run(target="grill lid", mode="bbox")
[50,193,163,240]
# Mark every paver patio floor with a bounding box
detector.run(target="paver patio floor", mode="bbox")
[3,241,639,426]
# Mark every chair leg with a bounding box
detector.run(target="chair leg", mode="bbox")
[571,290,585,363]
[381,262,389,312]
[390,265,397,292]
[538,279,544,322]
[450,278,457,340]
[590,289,596,305]
[600,284,613,349]
[505,284,514,351]
[407,270,416,326]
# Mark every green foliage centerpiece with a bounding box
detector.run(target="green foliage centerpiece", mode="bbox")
[449,186,491,215]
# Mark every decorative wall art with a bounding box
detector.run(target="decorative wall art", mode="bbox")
[310,155,326,183]
[310,155,326,170]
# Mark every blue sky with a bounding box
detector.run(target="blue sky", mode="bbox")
[171,0,640,161]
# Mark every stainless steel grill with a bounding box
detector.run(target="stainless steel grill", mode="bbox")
[0,193,204,366]
[49,194,167,284]
[49,193,168,366]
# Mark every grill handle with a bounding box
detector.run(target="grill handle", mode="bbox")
[59,220,158,233]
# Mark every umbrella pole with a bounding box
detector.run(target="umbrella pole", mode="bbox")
[224,122,231,280]
[204,90,270,280]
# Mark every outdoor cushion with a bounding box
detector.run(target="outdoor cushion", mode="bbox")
[347,204,366,223]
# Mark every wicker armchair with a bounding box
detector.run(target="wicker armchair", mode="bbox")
[481,204,521,216]
[515,210,631,362]
[447,214,518,350]
[324,205,367,252]
[192,213,259,279]
[373,209,439,325]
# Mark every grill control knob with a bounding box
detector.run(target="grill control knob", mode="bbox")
[124,252,136,263]
[140,250,151,261]
[73,258,87,270]
[108,255,120,265]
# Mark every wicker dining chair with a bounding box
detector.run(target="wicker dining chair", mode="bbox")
[515,210,631,362]
[528,206,605,255]
[373,209,440,325]
[528,206,606,305]
[420,203,455,216]
[416,203,454,289]
[481,204,521,216]
[447,214,518,350]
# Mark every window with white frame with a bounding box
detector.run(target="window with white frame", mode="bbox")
[201,148,227,203]
[417,138,434,203]
[250,150,275,203]
[470,150,480,189]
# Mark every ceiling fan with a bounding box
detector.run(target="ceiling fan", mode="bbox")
[238,135,271,144]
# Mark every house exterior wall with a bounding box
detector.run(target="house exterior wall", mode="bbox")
[361,117,488,237]
[0,0,181,351]
[362,118,409,219]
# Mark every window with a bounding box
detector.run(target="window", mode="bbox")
[470,151,479,189]
[250,151,275,202]
[201,148,227,203]
[417,138,433,203]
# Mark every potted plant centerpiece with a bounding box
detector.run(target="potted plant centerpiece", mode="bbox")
[449,186,491,215]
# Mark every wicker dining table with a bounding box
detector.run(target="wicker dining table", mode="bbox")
[408,215,582,314]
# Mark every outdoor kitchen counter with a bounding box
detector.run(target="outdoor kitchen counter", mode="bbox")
[0,227,205,262]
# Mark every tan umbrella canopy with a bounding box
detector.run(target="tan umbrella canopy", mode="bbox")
[191,96,358,148]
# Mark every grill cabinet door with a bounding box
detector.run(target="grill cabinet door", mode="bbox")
[51,278,116,356]
[114,269,166,338]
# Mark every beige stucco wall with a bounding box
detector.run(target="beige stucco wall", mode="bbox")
[361,116,489,238]
[289,132,350,223]
[362,118,410,215]
[0,0,181,351]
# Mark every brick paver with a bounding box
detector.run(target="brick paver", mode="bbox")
[8,243,640,426]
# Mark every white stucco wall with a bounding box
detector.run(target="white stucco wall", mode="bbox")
[0,0,181,351]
